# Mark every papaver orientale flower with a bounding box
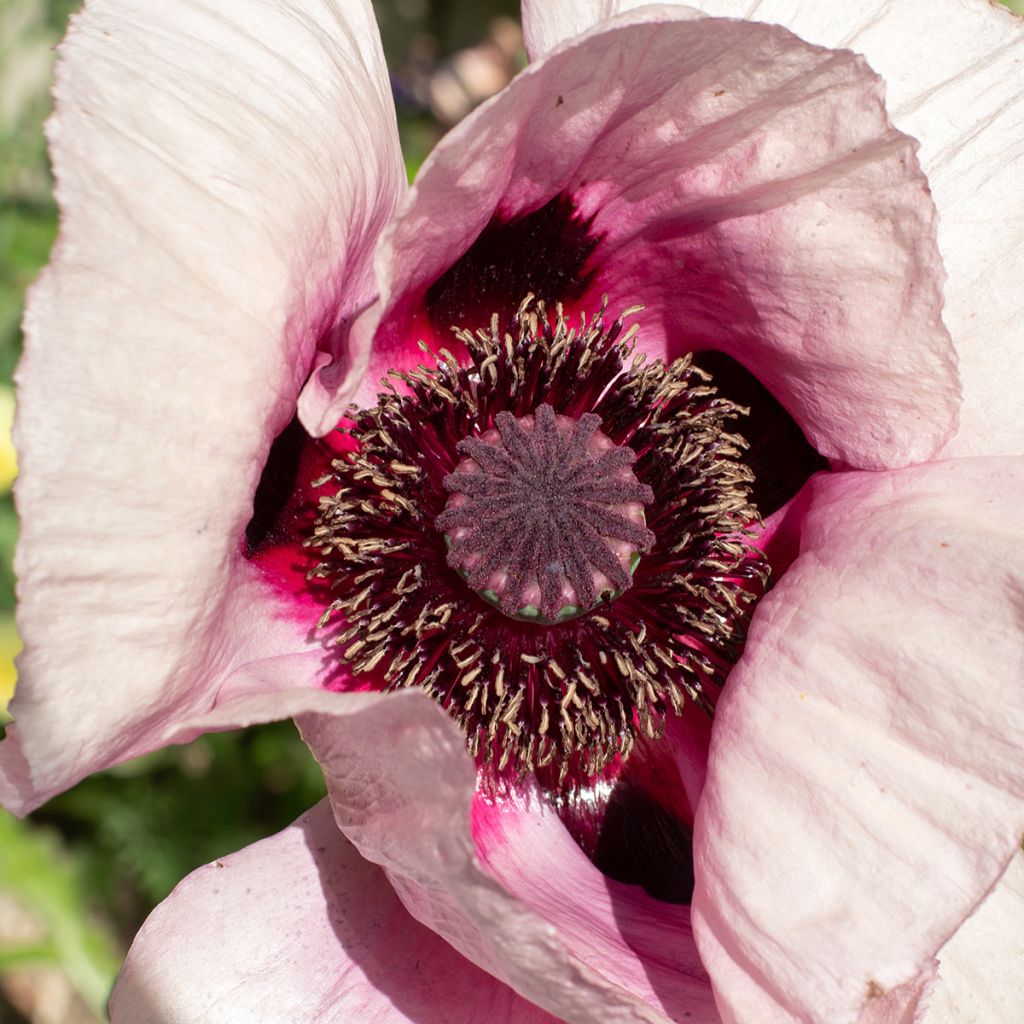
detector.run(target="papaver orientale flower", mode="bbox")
[2,0,1023,1022]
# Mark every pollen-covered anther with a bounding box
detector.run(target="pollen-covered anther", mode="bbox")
[436,404,655,623]
[307,297,770,784]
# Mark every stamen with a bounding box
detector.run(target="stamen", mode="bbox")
[307,298,769,783]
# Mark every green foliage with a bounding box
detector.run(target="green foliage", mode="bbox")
[398,110,439,182]
[1,721,325,1019]
[0,204,55,381]
[0,811,121,1016]
[35,723,326,936]
[0,495,16,616]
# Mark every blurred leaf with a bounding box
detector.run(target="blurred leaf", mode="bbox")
[0,942,57,970]
[0,203,56,384]
[39,722,326,939]
[396,110,438,182]
[0,812,121,1017]
[0,0,57,199]
[46,0,83,33]
[0,497,16,619]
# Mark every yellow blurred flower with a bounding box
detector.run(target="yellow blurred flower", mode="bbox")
[0,385,16,494]
[0,616,19,711]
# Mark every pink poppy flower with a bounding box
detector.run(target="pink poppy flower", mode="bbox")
[3,0,1023,1021]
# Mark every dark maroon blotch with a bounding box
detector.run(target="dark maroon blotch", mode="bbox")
[594,782,696,905]
[426,193,601,335]
[693,350,829,517]
[244,416,310,556]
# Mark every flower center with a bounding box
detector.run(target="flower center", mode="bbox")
[436,405,654,624]
[307,299,769,783]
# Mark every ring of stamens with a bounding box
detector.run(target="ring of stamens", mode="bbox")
[308,298,769,784]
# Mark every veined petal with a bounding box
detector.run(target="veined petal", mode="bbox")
[691,457,1024,1024]
[521,0,647,57]
[475,784,719,1023]
[922,851,1024,1024]
[110,799,560,1024]
[529,0,1024,456]
[349,8,956,471]
[297,698,682,1024]
[1,0,404,814]
[695,0,1024,460]
[154,687,683,1023]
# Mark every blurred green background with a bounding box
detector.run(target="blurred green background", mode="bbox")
[0,0,1021,1020]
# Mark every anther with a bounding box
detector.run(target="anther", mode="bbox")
[307,299,769,784]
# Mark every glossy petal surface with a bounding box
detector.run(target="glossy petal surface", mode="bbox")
[692,458,1024,1024]
[523,0,1024,457]
[110,799,560,1023]
[1,0,403,813]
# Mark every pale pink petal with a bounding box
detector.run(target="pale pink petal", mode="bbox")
[691,0,1024,459]
[476,783,719,1023]
[1,0,403,814]
[520,0,648,58]
[110,798,560,1024]
[344,9,956,471]
[690,2,1024,461]
[530,0,1024,455]
[691,457,1024,1024]
[855,966,937,1024]
[921,851,1024,1024]
[467,701,720,1021]
[164,687,700,1021]
[298,699,686,1024]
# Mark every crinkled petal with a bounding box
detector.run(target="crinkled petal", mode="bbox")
[164,687,687,1022]
[527,0,1024,456]
[520,0,626,58]
[346,8,956,470]
[697,0,1024,459]
[855,966,937,1024]
[475,785,719,1023]
[921,850,1024,1024]
[1,0,403,814]
[110,798,559,1024]
[691,457,1024,1024]
[297,699,680,1024]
